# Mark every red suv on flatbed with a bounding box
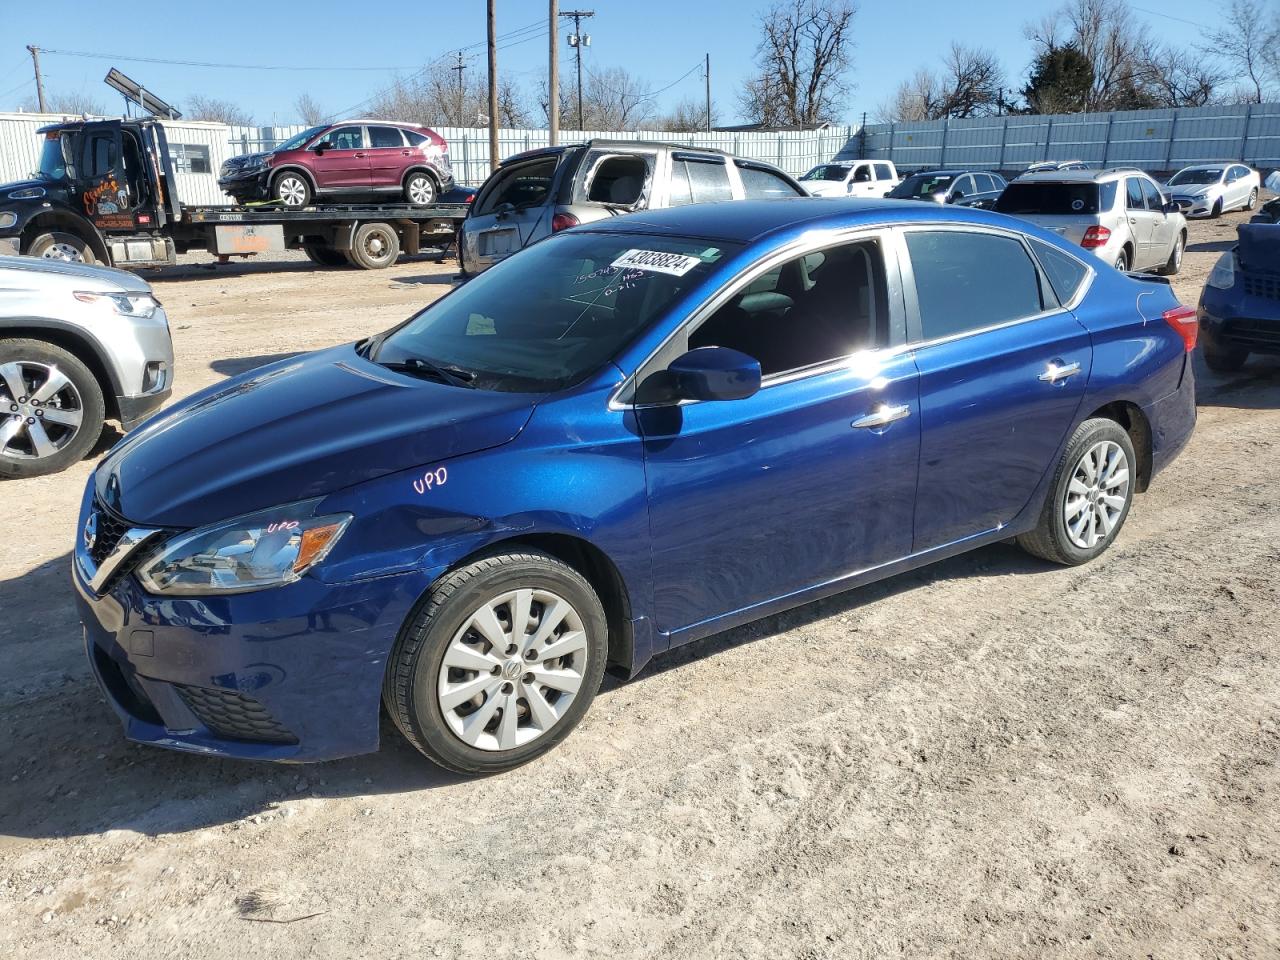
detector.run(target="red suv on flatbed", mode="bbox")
[217,120,455,208]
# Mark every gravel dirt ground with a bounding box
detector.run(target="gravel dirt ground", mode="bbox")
[1,207,1277,960]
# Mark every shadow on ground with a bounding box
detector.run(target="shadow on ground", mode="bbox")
[0,538,1051,842]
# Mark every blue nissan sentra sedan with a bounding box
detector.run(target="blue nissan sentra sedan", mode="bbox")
[73,198,1198,773]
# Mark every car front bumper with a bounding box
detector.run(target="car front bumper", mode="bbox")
[1172,195,1216,218]
[1199,281,1280,355]
[72,481,433,762]
[217,168,269,200]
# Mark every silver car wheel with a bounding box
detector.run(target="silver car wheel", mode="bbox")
[437,588,589,752]
[1063,440,1130,550]
[277,176,307,207]
[407,174,435,205]
[41,241,86,263]
[0,361,85,461]
[1246,188,1258,210]
[1172,235,1184,270]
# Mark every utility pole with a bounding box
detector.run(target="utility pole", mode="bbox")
[487,0,499,171]
[548,0,559,145]
[704,53,712,132]
[560,9,594,130]
[26,45,47,114]
[451,52,466,127]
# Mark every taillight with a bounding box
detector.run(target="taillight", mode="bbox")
[1162,304,1198,352]
[1081,225,1111,249]
[551,212,580,232]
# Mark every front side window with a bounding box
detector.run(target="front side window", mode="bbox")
[583,153,653,205]
[369,126,406,148]
[278,125,327,152]
[317,126,364,150]
[874,163,894,180]
[373,233,737,392]
[476,157,557,215]
[905,230,1046,342]
[688,239,889,376]
[1140,178,1164,209]
[888,174,955,199]
[737,163,804,199]
[800,164,850,182]
[949,176,972,198]
[84,132,117,178]
[852,164,873,182]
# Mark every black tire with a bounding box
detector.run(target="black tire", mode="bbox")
[303,242,349,267]
[1203,340,1249,373]
[383,548,609,774]
[345,222,400,269]
[404,171,437,205]
[1017,418,1137,566]
[1158,231,1185,276]
[1113,249,1129,272]
[0,338,105,479]
[270,171,312,208]
[25,231,95,264]
[1210,197,1224,219]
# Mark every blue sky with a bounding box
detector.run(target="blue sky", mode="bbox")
[0,0,1216,126]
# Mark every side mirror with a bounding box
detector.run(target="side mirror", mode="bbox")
[1163,199,1181,214]
[636,347,761,404]
[313,142,329,154]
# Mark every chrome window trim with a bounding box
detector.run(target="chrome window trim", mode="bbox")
[607,225,901,410]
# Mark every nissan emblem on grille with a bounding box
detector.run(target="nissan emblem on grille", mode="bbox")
[82,512,98,552]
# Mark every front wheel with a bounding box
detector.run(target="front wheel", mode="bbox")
[404,172,437,205]
[1210,197,1224,219]
[271,172,312,208]
[26,231,95,264]
[383,549,609,774]
[0,338,105,479]
[1017,418,1136,566]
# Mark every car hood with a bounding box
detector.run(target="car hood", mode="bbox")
[0,253,154,292]
[97,344,540,528]
[1237,223,1280,273]
[1,177,72,204]
[1171,184,1214,196]
[804,182,847,197]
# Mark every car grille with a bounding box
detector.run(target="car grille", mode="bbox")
[1225,319,1280,348]
[175,685,298,744]
[1243,273,1280,301]
[88,498,131,567]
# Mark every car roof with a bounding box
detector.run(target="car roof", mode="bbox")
[1014,168,1147,183]
[1173,163,1228,171]
[571,197,1025,246]
[502,139,739,167]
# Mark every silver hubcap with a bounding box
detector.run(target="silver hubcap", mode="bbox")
[408,176,433,204]
[1248,190,1257,209]
[41,241,85,262]
[278,177,306,206]
[1173,237,1183,268]
[1063,440,1130,550]
[438,588,588,752]
[363,230,390,260]
[1115,255,1126,271]
[0,361,84,461]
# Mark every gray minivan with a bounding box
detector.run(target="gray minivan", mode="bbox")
[459,140,806,275]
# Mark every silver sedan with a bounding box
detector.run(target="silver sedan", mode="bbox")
[1165,163,1262,218]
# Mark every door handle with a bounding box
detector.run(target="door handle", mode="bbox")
[354,152,367,158]
[851,403,911,429]
[1039,361,1082,383]
[402,150,411,156]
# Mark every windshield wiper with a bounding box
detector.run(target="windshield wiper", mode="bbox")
[381,356,477,389]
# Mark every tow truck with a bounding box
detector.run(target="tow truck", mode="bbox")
[0,117,471,271]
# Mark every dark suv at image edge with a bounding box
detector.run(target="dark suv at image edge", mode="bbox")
[218,120,455,208]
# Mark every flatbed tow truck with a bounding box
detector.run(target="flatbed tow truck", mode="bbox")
[0,118,470,271]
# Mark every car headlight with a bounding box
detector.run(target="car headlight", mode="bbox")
[8,186,44,200]
[244,156,267,170]
[73,290,162,318]
[1206,252,1235,290]
[136,501,352,595]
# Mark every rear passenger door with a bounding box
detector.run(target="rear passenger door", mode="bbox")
[1142,178,1177,264]
[665,153,735,206]
[366,125,410,189]
[901,227,1093,551]
[1124,176,1156,268]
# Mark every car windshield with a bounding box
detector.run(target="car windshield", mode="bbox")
[1169,168,1223,185]
[274,125,327,153]
[35,132,77,180]
[800,165,850,181]
[995,181,1106,215]
[887,174,954,199]
[371,233,739,392]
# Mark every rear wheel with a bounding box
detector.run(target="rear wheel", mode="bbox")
[0,338,105,479]
[1245,188,1258,211]
[271,172,312,208]
[404,172,437,205]
[345,222,400,269]
[26,231,95,264]
[383,549,608,774]
[1017,418,1136,566]
[1113,249,1129,272]
[1158,232,1185,276]
[303,242,348,267]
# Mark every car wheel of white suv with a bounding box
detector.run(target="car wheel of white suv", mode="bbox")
[0,338,105,479]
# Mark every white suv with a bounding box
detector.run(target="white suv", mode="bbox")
[995,169,1188,275]
[799,160,899,198]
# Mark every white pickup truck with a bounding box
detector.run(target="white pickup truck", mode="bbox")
[799,160,900,198]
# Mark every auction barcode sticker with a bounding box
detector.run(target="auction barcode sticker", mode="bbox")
[610,248,703,277]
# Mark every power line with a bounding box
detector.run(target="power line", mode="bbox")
[585,61,704,103]
[39,47,417,72]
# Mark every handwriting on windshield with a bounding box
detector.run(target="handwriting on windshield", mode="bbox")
[412,467,449,496]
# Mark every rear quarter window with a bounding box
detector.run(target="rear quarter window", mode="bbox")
[995,182,1102,215]
[1030,239,1090,304]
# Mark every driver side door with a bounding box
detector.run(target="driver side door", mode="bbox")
[310,125,371,190]
[634,232,921,643]
[76,121,129,226]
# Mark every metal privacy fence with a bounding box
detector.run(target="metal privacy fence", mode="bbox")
[224,124,859,185]
[847,103,1280,175]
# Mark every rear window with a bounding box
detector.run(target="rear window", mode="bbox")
[995,181,1113,215]
[476,157,558,215]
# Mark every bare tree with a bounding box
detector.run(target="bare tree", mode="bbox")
[496,78,529,127]
[1026,0,1159,111]
[294,92,327,125]
[366,65,488,126]
[650,95,716,132]
[1146,45,1228,107]
[1204,0,1276,103]
[21,90,105,116]
[739,0,857,127]
[580,67,656,129]
[185,94,254,125]
[878,44,1004,121]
